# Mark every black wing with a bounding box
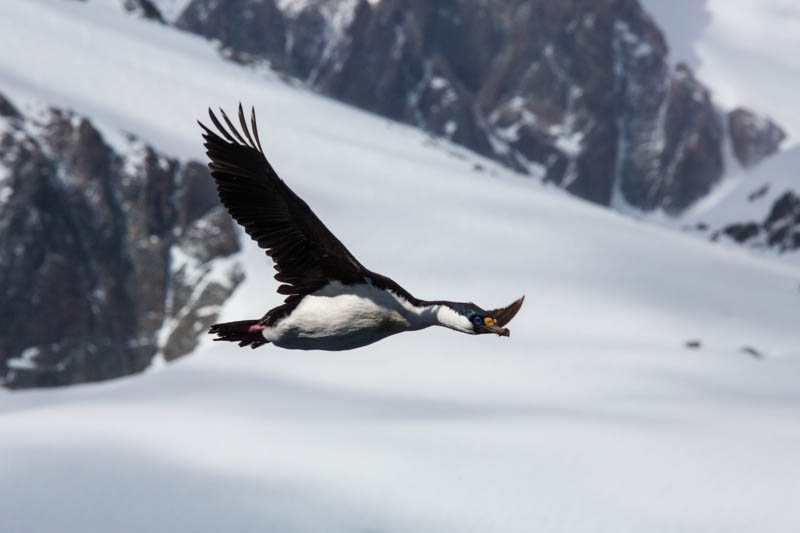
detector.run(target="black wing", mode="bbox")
[199,104,368,303]
[487,296,525,327]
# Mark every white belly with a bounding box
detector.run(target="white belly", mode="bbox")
[263,282,425,351]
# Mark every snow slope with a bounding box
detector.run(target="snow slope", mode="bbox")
[2,1,800,532]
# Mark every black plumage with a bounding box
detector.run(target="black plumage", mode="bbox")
[199,105,368,305]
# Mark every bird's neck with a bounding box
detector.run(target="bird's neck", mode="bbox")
[395,296,472,334]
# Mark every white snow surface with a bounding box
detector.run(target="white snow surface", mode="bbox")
[641,0,800,145]
[149,0,193,21]
[1,2,800,532]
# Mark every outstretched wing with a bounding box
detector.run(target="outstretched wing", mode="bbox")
[199,104,368,303]
[487,296,525,327]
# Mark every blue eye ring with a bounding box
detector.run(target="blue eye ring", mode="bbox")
[472,315,483,325]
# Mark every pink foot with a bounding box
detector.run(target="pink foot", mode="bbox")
[248,324,266,333]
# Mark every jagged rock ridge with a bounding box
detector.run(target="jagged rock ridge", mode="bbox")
[173,0,785,214]
[0,93,243,388]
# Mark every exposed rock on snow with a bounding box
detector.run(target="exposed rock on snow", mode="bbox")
[714,191,800,253]
[0,94,243,388]
[123,0,166,23]
[685,144,800,259]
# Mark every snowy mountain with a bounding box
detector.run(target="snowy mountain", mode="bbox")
[641,0,800,260]
[1,1,800,532]
[99,0,799,257]
[140,0,786,213]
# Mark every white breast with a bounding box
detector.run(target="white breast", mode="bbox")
[263,282,432,351]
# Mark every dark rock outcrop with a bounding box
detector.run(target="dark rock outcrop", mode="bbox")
[763,192,800,251]
[123,0,165,23]
[0,94,242,389]
[0,93,20,118]
[174,0,784,214]
[713,192,800,253]
[721,222,760,243]
[619,64,725,212]
[177,0,287,64]
[728,108,786,168]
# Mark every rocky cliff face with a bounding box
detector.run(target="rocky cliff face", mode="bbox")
[0,93,243,389]
[173,0,784,214]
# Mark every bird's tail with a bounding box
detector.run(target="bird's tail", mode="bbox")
[209,320,269,349]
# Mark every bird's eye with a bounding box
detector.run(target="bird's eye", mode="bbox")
[472,315,483,325]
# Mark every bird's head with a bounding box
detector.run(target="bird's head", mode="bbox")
[437,296,525,337]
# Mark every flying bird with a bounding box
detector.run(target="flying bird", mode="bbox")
[199,104,524,350]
